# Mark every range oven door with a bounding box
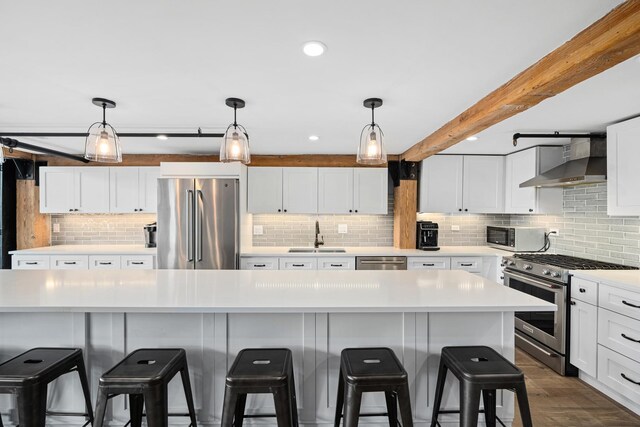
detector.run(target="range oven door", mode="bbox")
[505,270,566,354]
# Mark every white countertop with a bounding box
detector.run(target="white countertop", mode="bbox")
[241,246,513,257]
[9,245,157,255]
[0,269,554,313]
[572,270,640,293]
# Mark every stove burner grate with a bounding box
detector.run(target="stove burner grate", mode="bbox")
[513,253,638,270]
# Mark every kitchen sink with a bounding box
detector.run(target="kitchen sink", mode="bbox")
[287,248,346,253]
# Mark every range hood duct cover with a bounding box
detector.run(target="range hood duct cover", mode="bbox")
[519,138,607,188]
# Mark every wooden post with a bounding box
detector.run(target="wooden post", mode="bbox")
[393,180,417,249]
[16,180,50,249]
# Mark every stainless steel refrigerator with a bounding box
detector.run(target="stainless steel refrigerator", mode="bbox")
[157,178,239,269]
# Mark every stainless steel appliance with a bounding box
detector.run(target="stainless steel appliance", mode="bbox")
[487,226,545,252]
[417,221,439,251]
[143,222,157,248]
[356,256,407,270]
[503,253,637,375]
[157,178,239,269]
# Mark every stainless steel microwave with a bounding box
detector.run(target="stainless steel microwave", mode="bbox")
[486,226,546,252]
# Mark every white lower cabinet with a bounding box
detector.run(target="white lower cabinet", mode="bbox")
[12,254,156,270]
[597,345,640,405]
[241,256,356,271]
[570,298,597,377]
[121,255,155,269]
[89,255,122,269]
[279,258,317,270]
[317,257,356,270]
[240,257,279,270]
[11,255,50,270]
[407,257,450,270]
[50,255,89,270]
[451,257,483,273]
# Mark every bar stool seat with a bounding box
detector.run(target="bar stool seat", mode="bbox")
[334,347,413,427]
[93,348,197,427]
[0,347,94,427]
[221,348,298,427]
[430,346,533,427]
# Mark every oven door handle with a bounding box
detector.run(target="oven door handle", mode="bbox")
[505,271,562,290]
[518,333,558,358]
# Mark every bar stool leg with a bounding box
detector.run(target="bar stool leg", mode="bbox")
[129,394,144,427]
[74,356,95,425]
[396,383,414,427]
[384,391,398,427]
[287,365,299,427]
[93,386,109,427]
[234,394,247,427]
[17,385,47,427]
[273,384,293,427]
[430,358,448,427]
[343,383,362,427]
[459,382,481,427]
[334,369,345,427]
[179,366,198,427]
[482,389,496,427]
[515,382,533,427]
[144,384,169,427]
[0,412,4,427]
[220,387,238,427]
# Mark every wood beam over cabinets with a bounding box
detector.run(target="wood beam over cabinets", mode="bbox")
[402,0,640,162]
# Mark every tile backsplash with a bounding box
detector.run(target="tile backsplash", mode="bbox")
[51,214,156,245]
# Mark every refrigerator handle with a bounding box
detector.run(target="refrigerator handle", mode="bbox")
[196,189,204,262]
[186,189,194,262]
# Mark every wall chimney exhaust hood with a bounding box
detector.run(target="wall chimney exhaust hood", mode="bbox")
[519,137,607,188]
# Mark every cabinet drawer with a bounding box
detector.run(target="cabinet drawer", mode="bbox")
[571,277,598,305]
[240,257,279,270]
[407,257,450,270]
[50,255,89,270]
[598,308,640,362]
[600,284,640,321]
[317,257,356,270]
[597,345,640,403]
[279,258,317,270]
[121,255,155,269]
[451,257,483,273]
[12,255,50,270]
[89,255,122,269]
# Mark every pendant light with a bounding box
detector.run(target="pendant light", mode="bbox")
[357,98,387,165]
[84,98,122,163]
[220,98,251,164]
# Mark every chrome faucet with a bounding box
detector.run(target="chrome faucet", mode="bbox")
[314,220,325,248]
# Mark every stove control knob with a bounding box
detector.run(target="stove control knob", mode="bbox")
[542,269,551,276]
[508,261,516,266]
[551,271,561,278]
[524,264,533,270]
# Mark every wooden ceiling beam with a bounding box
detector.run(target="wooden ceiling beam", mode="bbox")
[402,0,640,162]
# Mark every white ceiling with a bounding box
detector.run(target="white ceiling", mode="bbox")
[1,0,636,157]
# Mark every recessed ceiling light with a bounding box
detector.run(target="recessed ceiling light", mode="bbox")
[156,134,168,140]
[466,136,479,141]
[308,135,319,141]
[303,41,327,57]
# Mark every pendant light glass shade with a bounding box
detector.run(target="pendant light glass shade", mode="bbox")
[220,98,251,164]
[357,98,387,165]
[84,98,122,163]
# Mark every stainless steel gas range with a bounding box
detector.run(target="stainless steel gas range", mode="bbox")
[503,253,638,375]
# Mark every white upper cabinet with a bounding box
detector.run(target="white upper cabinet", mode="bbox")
[41,167,110,213]
[607,116,640,215]
[110,167,161,213]
[419,155,503,213]
[248,167,283,213]
[504,146,563,214]
[354,168,388,214]
[317,168,388,214]
[282,168,318,213]
[419,155,464,213]
[318,168,354,214]
[462,156,504,213]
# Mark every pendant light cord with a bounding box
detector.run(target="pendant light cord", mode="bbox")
[371,105,375,126]
[102,103,107,126]
[233,104,238,128]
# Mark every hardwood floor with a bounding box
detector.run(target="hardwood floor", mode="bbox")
[513,349,640,427]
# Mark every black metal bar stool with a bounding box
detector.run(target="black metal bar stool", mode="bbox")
[221,348,298,427]
[334,347,413,427]
[430,346,533,427]
[93,348,197,427]
[0,347,94,427]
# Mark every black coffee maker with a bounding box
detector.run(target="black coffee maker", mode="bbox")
[417,221,439,251]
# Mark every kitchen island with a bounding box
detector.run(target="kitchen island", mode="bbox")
[0,269,553,426]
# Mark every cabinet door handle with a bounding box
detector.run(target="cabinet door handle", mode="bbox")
[63,261,77,265]
[622,300,640,309]
[579,288,586,293]
[131,261,144,265]
[529,208,534,212]
[292,264,305,267]
[99,262,112,265]
[330,264,343,267]
[349,209,353,213]
[621,373,640,386]
[570,301,576,305]
[277,209,281,212]
[354,210,358,213]
[139,208,143,211]
[464,208,468,212]
[25,262,38,265]
[69,208,73,212]
[621,333,640,343]
[284,209,288,212]
[423,263,435,267]
[460,263,473,267]
[254,264,266,268]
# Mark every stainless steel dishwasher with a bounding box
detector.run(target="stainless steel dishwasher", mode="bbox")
[356,256,407,270]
